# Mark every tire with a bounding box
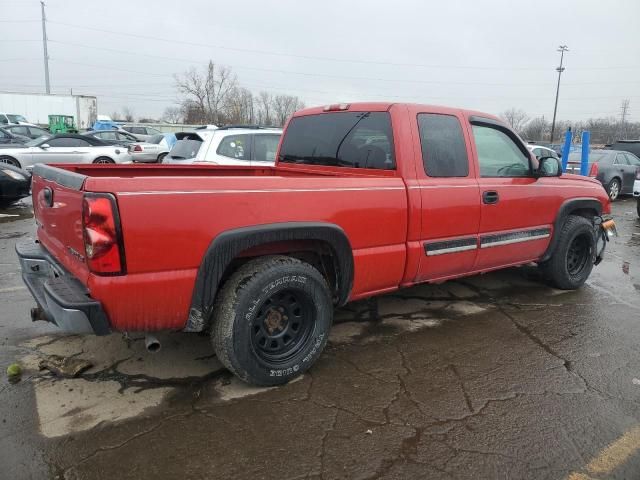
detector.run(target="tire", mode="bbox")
[157,153,167,164]
[607,178,621,201]
[637,198,640,219]
[93,157,114,164]
[212,255,333,386]
[540,215,595,290]
[0,156,20,168]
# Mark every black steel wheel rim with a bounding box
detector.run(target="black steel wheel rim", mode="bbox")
[567,234,591,276]
[250,288,315,364]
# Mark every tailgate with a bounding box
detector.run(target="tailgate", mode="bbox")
[31,164,90,283]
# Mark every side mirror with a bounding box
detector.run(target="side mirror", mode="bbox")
[536,156,562,177]
[40,143,50,149]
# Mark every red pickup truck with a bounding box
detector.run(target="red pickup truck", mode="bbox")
[17,102,615,386]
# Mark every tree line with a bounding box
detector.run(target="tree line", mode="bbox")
[500,106,640,145]
[162,60,305,127]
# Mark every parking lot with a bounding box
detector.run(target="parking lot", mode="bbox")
[0,196,637,479]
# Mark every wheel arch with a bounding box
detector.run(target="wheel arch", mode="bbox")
[0,155,21,168]
[185,222,354,332]
[540,197,602,263]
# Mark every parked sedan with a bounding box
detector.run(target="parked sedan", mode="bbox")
[567,149,640,200]
[128,133,176,163]
[83,129,139,146]
[0,134,132,170]
[3,124,50,140]
[121,125,163,141]
[0,127,31,146]
[0,163,31,206]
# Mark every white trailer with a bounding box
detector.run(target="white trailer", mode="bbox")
[0,92,98,129]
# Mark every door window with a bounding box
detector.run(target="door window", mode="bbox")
[47,137,90,147]
[11,126,29,136]
[625,153,640,166]
[418,114,468,177]
[614,154,629,165]
[472,125,531,177]
[98,131,118,140]
[217,135,250,160]
[253,134,280,162]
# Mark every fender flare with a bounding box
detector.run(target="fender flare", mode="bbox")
[539,197,603,263]
[185,222,354,332]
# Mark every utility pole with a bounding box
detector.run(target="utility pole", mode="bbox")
[40,1,51,94]
[549,45,569,144]
[619,99,630,139]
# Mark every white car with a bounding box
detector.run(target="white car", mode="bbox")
[0,113,36,126]
[527,144,560,160]
[0,134,132,170]
[121,125,164,141]
[164,127,282,167]
[129,133,177,163]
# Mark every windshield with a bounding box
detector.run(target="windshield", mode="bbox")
[278,111,395,170]
[167,139,202,160]
[568,151,608,163]
[25,135,51,147]
[7,114,27,123]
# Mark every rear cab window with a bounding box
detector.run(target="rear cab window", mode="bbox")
[278,111,395,170]
[418,113,468,177]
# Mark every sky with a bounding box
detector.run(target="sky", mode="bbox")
[1,0,639,122]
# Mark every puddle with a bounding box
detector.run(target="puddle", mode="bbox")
[0,200,33,223]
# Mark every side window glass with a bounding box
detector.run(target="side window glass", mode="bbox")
[472,125,531,177]
[47,138,71,147]
[615,154,629,165]
[417,113,468,177]
[217,135,249,160]
[13,126,29,136]
[0,116,7,125]
[625,153,640,166]
[0,130,7,138]
[253,134,280,162]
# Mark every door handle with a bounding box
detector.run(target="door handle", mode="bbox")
[483,190,499,204]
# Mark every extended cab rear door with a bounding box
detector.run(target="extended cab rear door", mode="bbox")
[410,107,481,282]
[467,116,554,270]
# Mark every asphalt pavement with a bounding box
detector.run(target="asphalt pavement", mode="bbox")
[1,196,639,480]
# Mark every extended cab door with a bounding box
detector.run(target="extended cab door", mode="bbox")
[468,117,554,270]
[412,109,481,282]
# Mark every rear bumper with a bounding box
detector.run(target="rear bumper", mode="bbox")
[16,240,111,335]
[633,179,639,197]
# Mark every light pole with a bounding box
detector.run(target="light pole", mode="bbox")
[549,45,568,144]
[40,1,50,94]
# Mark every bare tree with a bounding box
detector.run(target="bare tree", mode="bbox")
[256,91,273,125]
[110,111,120,122]
[122,107,134,123]
[272,94,305,127]
[500,108,529,134]
[521,117,549,142]
[226,87,255,124]
[175,60,237,124]
[163,106,182,124]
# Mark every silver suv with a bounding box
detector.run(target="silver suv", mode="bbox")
[164,126,282,167]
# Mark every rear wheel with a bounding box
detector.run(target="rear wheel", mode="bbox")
[212,255,333,386]
[157,153,167,163]
[0,156,20,168]
[93,157,114,164]
[607,178,621,201]
[540,215,595,290]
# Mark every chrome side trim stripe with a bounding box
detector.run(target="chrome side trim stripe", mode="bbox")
[479,228,551,249]
[424,237,477,256]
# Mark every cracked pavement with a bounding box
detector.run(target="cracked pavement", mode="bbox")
[1,198,640,479]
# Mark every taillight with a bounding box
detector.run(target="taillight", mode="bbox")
[636,168,640,180]
[588,162,598,177]
[82,193,125,275]
[132,144,143,152]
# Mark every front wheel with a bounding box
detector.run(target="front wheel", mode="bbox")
[212,256,333,386]
[607,178,621,201]
[540,215,595,290]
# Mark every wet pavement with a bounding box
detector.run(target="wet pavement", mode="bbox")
[1,197,639,480]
